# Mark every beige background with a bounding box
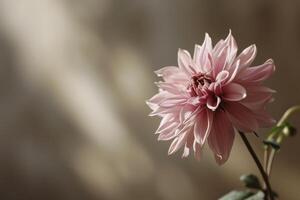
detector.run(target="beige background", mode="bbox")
[0,0,299,199]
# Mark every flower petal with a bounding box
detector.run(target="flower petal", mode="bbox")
[222,83,247,101]
[182,132,195,158]
[178,49,194,76]
[241,85,275,110]
[193,141,202,160]
[238,59,275,83]
[207,95,221,111]
[216,70,230,83]
[213,46,229,77]
[155,114,175,133]
[226,59,240,83]
[155,66,189,84]
[213,39,225,58]
[223,30,238,67]
[194,109,213,145]
[234,44,257,72]
[208,110,235,165]
[254,110,276,127]
[157,124,178,140]
[224,102,258,132]
[168,125,192,155]
[193,44,203,72]
[158,96,187,107]
[155,66,178,77]
[198,33,213,73]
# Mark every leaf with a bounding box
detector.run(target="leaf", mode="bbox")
[245,191,265,200]
[240,174,262,189]
[219,190,254,200]
[269,124,285,133]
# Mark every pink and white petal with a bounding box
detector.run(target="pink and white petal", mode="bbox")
[146,92,170,112]
[168,125,192,155]
[155,66,179,77]
[158,96,187,108]
[194,109,213,145]
[155,82,186,95]
[149,104,181,116]
[224,30,238,66]
[193,141,202,161]
[193,44,203,72]
[215,70,230,83]
[226,59,240,83]
[186,96,201,106]
[202,52,213,73]
[207,95,221,111]
[213,47,229,78]
[238,59,275,83]
[241,85,275,110]
[147,91,168,106]
[234,44,257,72]
[202,33,213,53]
[180,105,203,125]
[213,39,225,58]
[182,146,190,158]
[157,124,178,141]
[253,111,276,128]
[224,102,258,132]
[178,49,195,76]
[182,132,195,158]
[155,114,175,133]
[155,66,189,84]
[179,104,197,124]
[193,44,201,63]
[243,85,275,101]
[222,83,247,101]
[198,33,213,72]
[207,110,235,165]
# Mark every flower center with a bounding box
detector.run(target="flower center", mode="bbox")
[192,74,212,87]
[188,74,213,96]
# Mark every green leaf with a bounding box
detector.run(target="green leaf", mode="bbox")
[245,191,265,200]
[240,174,262,190]
[219,190,254,200]
[269,124,285,133]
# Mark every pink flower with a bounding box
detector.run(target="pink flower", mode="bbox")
[146,31,275,164]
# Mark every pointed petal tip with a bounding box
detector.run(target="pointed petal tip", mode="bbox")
[225,29,234,41]
[168,148,175,155]
[204,32,212,42]
[145,100,151,106]
[266,58,276,71]
[250,44,257,52]
[216,158,225,165]
[215,154,228,165]
[178,48,185,54]
[154,69,162,77]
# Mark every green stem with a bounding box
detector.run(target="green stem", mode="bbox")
[266,105,300,176]
[239,131,274,200]
[277,105,300,126]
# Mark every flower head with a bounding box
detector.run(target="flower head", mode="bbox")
[147,31,275,164]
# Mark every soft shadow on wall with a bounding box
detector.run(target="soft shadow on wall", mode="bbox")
[0,0,299,199]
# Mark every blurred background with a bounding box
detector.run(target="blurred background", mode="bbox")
[0,0,299,199]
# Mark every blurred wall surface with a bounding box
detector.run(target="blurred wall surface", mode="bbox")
[0,0,299,199]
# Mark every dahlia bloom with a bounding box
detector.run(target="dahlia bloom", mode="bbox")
[146,31,275,164]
